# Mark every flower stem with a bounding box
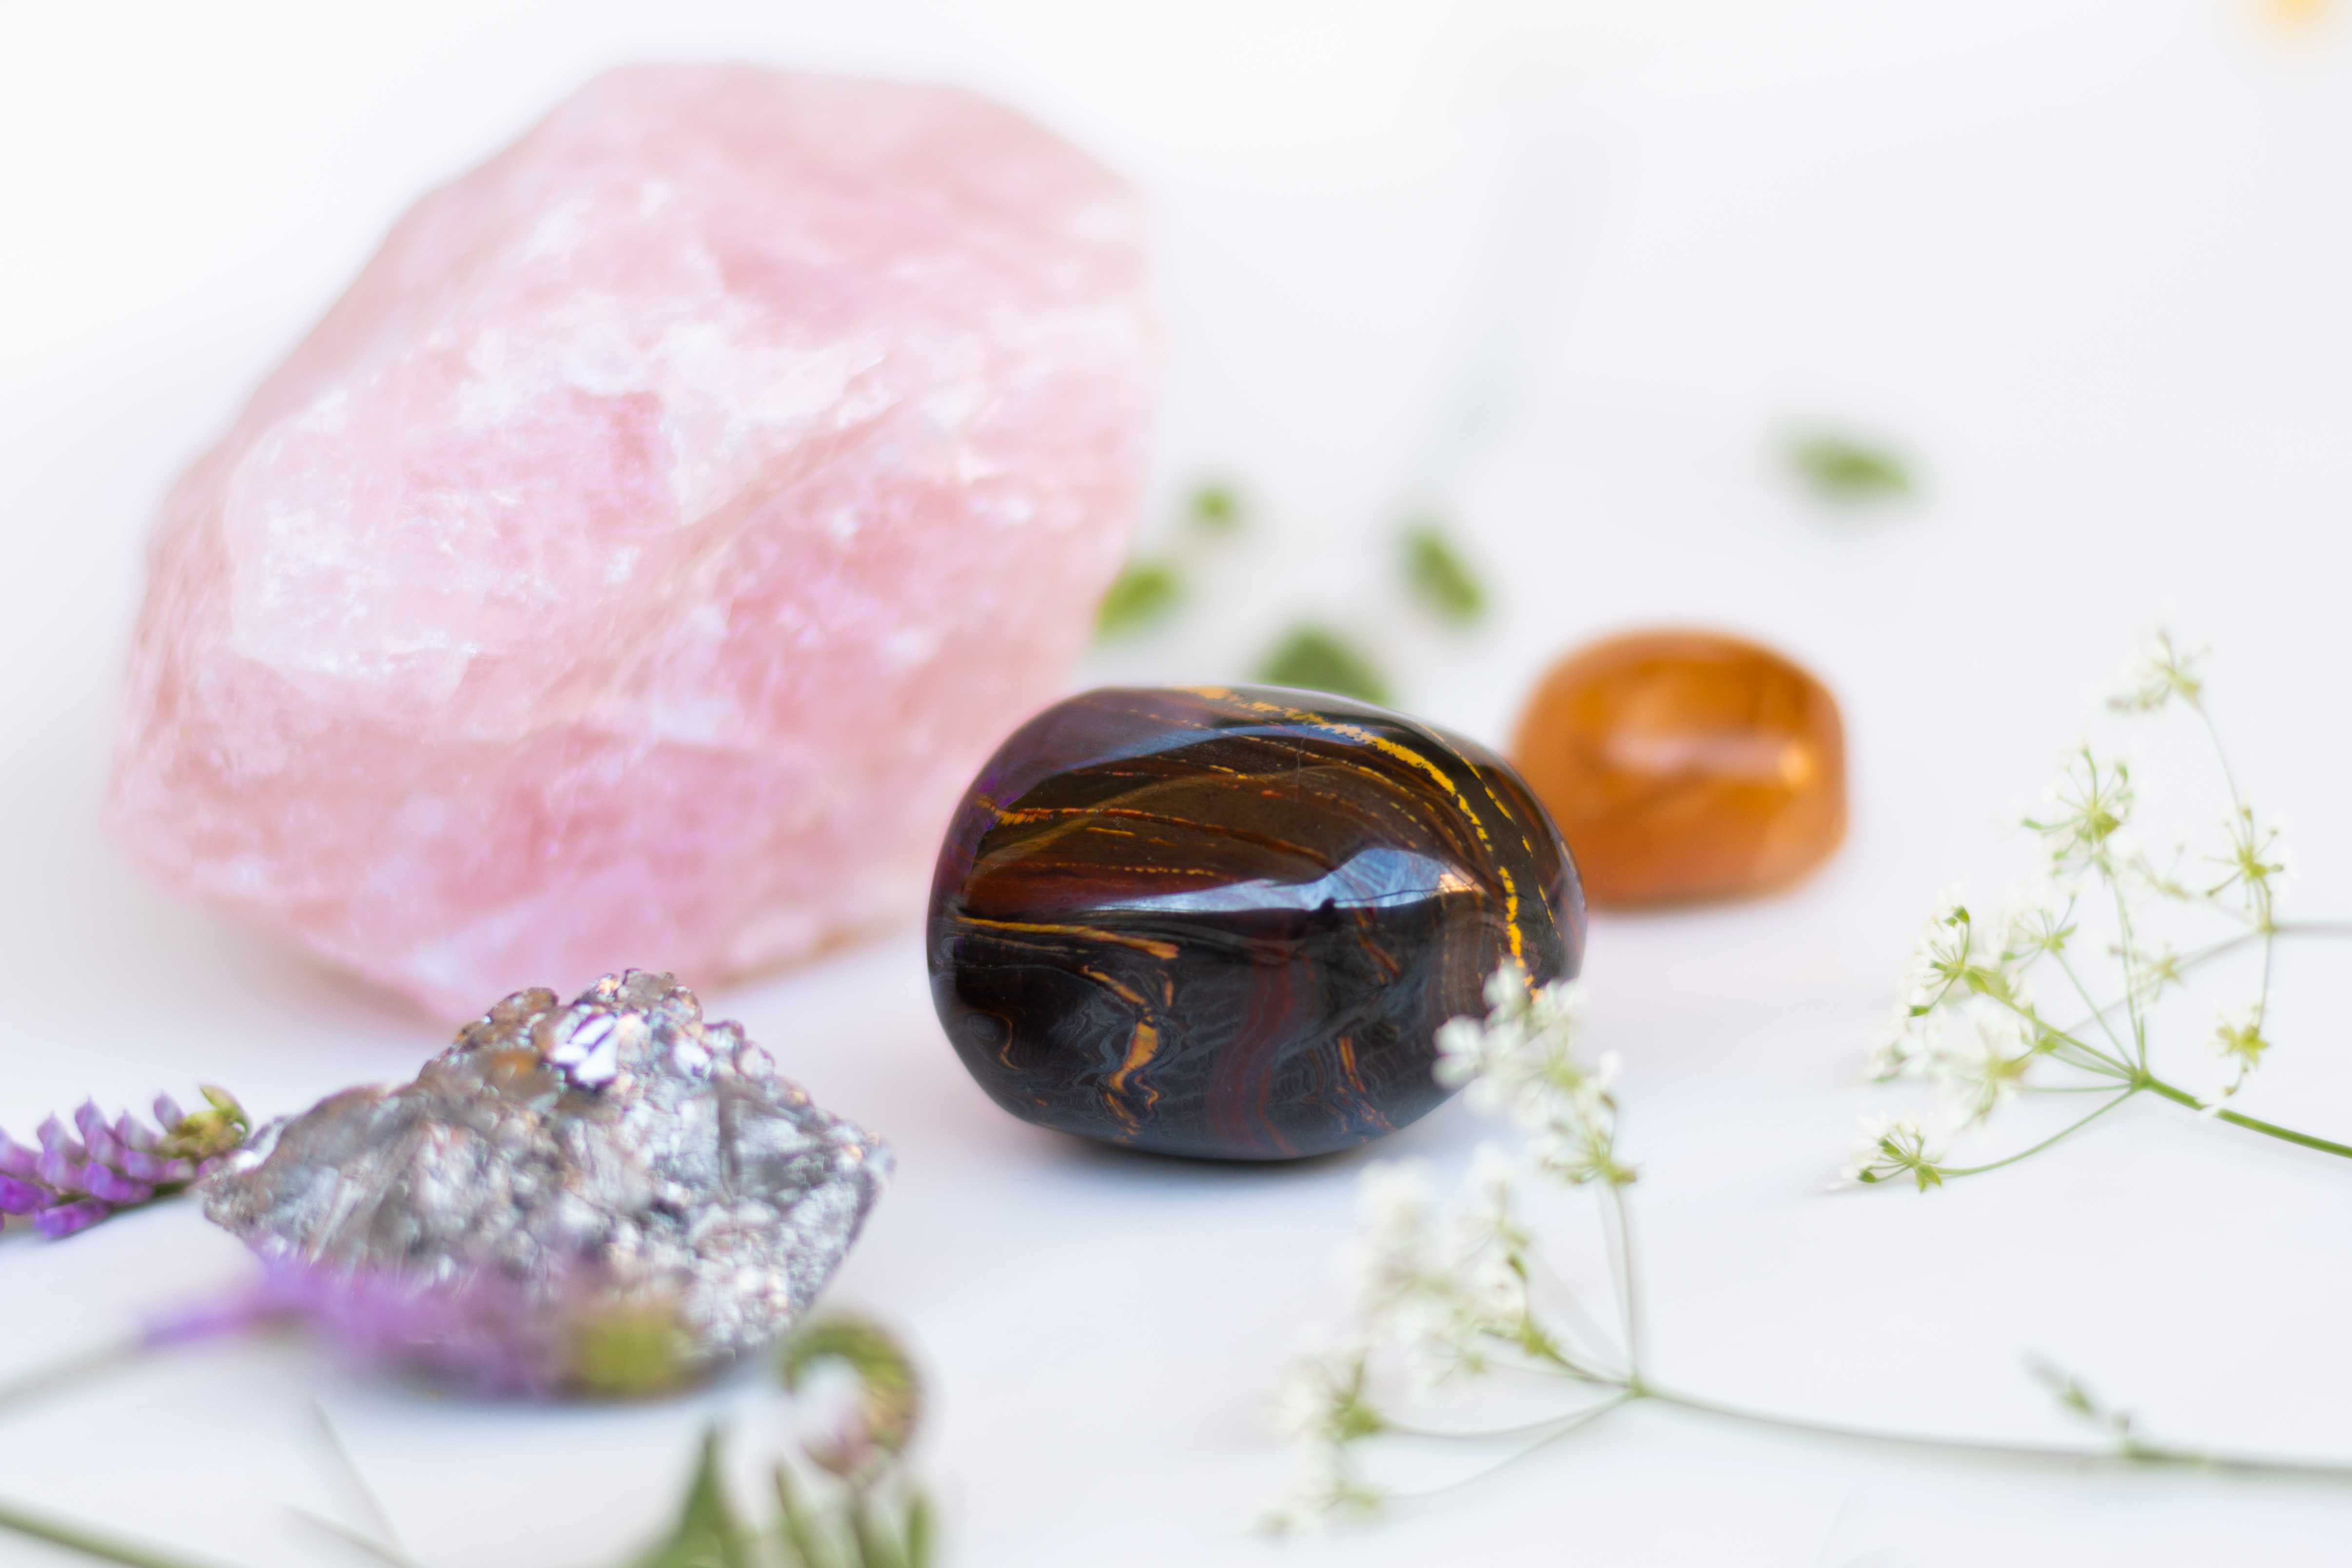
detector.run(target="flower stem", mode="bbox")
[1940,1091,2137,1177]
[1639,1386,2352,1484]
[1604,1179,1642,1377]
[1373,1392,1637,1505]
[0,1335,150,1417]
[0,1500,243,1568]
[2139,1076,2352,1159]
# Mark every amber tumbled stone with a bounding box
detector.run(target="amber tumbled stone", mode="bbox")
[928,686,1584,1160]
[1509,632,1845,907]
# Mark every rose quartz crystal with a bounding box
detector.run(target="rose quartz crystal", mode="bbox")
[108,66,1156,1019]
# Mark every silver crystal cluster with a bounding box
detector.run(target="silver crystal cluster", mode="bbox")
[203,970,889,1391]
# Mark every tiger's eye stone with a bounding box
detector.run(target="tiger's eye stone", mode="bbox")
[1509,631,1845,907]
[927,686,1584,1160]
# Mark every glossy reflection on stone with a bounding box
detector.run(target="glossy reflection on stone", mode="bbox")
[927,686,1584,1160]
[1509,630,1845,907]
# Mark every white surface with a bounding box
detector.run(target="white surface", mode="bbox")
[5,1,2352,1564]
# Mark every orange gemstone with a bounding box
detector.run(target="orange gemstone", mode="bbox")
[1509,631,1846,907]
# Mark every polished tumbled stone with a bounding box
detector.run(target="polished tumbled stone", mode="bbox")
[927,686,1585,1160]
[1509,630,1846,907]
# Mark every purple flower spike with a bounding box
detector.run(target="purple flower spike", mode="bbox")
[0,1133,38,1182]
[0,1086,249,1240]
[80,1164,156,1204]
[34,1198,111,1238]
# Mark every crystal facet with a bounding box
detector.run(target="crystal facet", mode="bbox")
[108,66,1156,1017]
[201,971,889,1394]
[927,686,1585,1160]
[1509,631,1846,906]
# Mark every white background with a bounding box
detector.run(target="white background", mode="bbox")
[5,1,2352,1563]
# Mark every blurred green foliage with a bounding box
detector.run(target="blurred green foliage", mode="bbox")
[1787,431,1915,504]
[1094,481,1249,642]
[1095,560,1183,638]
[1256,626,1391,706]
[1400,524,1486,625]
[1188,482,1243,534]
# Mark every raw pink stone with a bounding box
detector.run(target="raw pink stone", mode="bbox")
[108,66,1156,1019]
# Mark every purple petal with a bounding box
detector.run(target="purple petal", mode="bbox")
[115,1113,159,1154]
[74,1101,108,1144]
[116,1147,195,1184]
[35,1142,86,1193]
[34,1199,111,1238]
[0,1174,52,1214]
[36,1115,81,1156]
[0,1136,37,1181]
[153,1093,185,1130]
[84,1120,130,1167]
[79,1165,154,1204]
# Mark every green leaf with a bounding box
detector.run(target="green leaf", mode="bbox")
[848,1496,903,1568]
[772,1465,840,1568]
[1254,626,1391,706]
[628,1430,756,1568]
[1095,560,1184,638]
[1400,524,1485,625]
[901,1492,935,1568]
[1188,483,1244,535]
[1787,431,1915,504]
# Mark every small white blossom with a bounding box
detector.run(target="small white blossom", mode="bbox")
[2209,1001,2271,1098]
[2107,631,2206,715]
[1869,1003,1937,1081]
[1341,1161,1439,1336]
[1998,875,2076,967]
[1927,998,2039,1123]
[1839,1113,1946,1192]
[2205,805,2286,928]
[1892,883,1976,1012]
[2026,745,2136,881]
[1435,964,1629,1187]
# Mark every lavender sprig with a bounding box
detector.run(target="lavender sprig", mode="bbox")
[0,1087,247,1238]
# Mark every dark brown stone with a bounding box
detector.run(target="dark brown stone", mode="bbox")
[927,686,1584,1160]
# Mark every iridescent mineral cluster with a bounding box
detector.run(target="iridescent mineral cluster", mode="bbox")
[202,971,889,1395]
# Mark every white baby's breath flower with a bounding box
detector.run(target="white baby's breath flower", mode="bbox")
[1468,1139,1521,1202]
[2107,630,2207,715]
[1839,1112,1947,1192]
[1891,882,1965,1009]
[1434,963,1629,1188]
[1998,875,2076,966]
[1927,998,2038,1123]
[2209,1001,2272,1098]
[1343,1160,1435,1326]
[2027,745,2136,880]
[1891,882,2023,1016]
[1262,1411,1385,1533]
[1265,1326,1350,1440]
[1870,1003,1939,1081]
[2205,805,2287,927]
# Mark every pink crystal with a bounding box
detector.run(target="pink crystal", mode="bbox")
[107,66,1156,1019]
